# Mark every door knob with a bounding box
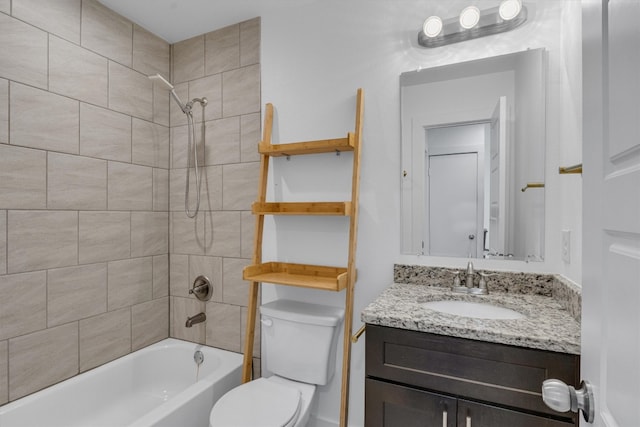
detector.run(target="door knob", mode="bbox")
[542,379,594,423]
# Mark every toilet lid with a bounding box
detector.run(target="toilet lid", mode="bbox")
[210,378,301,427]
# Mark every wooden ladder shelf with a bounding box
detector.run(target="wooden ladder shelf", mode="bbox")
[241,89,364,427]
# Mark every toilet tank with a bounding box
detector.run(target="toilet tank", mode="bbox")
[260,299,344,386]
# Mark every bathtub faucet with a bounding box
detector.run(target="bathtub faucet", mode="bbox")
[185,312,206,328]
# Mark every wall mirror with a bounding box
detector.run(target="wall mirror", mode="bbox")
[400,48,546,261]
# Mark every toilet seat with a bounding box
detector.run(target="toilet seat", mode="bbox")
[210,378,302,427]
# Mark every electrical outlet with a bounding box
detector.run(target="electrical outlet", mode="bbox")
[562,230,571,264]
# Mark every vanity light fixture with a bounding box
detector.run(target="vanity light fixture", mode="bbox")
[418,0,528,48]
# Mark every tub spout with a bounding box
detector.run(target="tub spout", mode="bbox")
[185,312,206,328]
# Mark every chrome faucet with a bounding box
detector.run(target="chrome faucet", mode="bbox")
[465,261,475,288]
[452,261,490,295]
[185,312,206,328]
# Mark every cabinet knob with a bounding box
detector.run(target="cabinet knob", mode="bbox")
[542,379,595,423]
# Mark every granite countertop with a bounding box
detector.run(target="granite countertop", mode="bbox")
[361,282,581,355]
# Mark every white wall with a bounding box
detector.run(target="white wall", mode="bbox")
[258,1,582,425]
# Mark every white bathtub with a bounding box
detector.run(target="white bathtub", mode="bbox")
[0,338,243,427]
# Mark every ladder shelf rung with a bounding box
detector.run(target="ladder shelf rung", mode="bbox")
[252,202,352,216]
[259,133,354,157]
[243,262,349,291]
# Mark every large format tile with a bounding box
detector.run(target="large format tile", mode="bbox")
[107,257,153,310]
[47,152,107,210]
[240,18,260,67]
[153,84,170,127]
[205,117,240,166]
[0,211,5,275]
[200,166,223,212]
[132,24,170,77]
[12,0,81,43]
[0,79,8,144]
[206,302,241,353]
[132,118,169,168]
[153,168,169,212]
[0,145,46,209]
[47,263,107,327]
[171,125,189,169]
[131,211,168,257]
[79,211,130,264]
[10,83,79,154]
[222,64,260,117]
[188,74,222,123]
[80,103,132,162]
[132,297,168,351]
[204,212,241,257]
[109,61,153,121]
[108,162,153,211]
[169,82,188,128]
[49,35,108,106]
[241,306,261,358]
[9,323,78,400]
[0,14,47,88]
[0,0,9,14]
[79,308,130,372]
[222,258,250,306]
[81,0,132,67]
[240,211,255,259]
[172,35,204,84]
[240,113,261,163]
[188,255,222,303]
[8,211,78,273]
[171,212,206,255]
[152,255,169,298]
[0,340,6,405]
[169,254,189,298]
[0,271,47,341]
[205,24,239,76]
[222,163,258,210]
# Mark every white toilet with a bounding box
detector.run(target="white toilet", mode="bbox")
[209,299,344,427]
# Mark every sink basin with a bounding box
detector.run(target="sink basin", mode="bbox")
[421,300,525,320]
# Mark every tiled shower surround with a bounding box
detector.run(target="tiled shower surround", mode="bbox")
[0,0,260,405]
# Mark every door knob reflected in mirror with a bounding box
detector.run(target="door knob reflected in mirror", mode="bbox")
[542,379,594,423]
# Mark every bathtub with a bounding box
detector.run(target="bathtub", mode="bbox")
[0,338,243,427]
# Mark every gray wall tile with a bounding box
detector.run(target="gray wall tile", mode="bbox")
[79,211,130,264]
[240,18,260,67]
[0,144,46,209]
[81,0,132,66]
[170,254,189,298]
[49,35,108,106]
[241,306,261,358]
[188,74,222,122]
[171,296,205,344]
[9,323,78,400]
[206,302,241,353]
[241,113,261,163]
[172,35,204,84]
[223,258,250,306]
[133,24,170,77]
[153,168,169,212]
[205,211,241,257]
[171,212,206,255]
[200,166,223,212]
[108,162,153,211]
[132,118,169,168]
[47,263,107,327]
[8,211,78,273]
[0,271,47,341]
[222,163,258,210]
[222,64,260,117]
[80,103,132,162]
[241,211,255,259]
[79,308,130,372]
[109,61,153,121]
[205,25,239,76]
[0,0,9,14]
[107,257,153,310]
[152,254,169,298]
[171,125,189,169]
[189,255,222,303]
[153,85,170,127]
[10,83,79,154]
[12,0,81,44]
[0,340,6,405]
[0,79,8,144]
[0,14,47,88]
[169,83,188,128]
[0,211,5,275]
[132,297,168,351]
[47,152,107,210]
[131,211,168,257]
[205,117,240,165]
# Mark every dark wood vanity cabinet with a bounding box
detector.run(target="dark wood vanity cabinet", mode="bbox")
[365,325,579,427]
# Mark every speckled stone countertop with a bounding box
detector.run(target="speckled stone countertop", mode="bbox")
[362,266,581,355]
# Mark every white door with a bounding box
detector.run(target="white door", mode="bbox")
[489,97,508,256]
[428,152,478,257]
[581,0,640,425]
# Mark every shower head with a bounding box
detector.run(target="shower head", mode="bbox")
[148,73,174,90]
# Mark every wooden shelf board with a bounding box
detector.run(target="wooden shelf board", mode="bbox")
[259,133,354,157]
[252,202,352,216]
[243,262,348,291]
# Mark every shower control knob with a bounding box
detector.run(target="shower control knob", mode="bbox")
[190,275,212,301]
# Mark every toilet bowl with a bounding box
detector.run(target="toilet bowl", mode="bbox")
[208,299,344,427]
[209,376,315,427]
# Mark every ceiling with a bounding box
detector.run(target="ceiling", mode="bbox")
[97,0,294,43]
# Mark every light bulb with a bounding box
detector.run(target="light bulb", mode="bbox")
[499,0,523,21]
[423,16,443,38]
[459,6,481,29]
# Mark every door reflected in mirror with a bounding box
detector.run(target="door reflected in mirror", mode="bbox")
[400,49,546,261]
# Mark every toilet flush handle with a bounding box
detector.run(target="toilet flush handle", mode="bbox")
[261,318,273,327]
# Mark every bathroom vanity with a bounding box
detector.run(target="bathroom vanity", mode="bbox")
[362,266,581,427]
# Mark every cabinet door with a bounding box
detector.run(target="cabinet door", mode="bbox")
[365,378,456,427]
[457,399,575,427]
